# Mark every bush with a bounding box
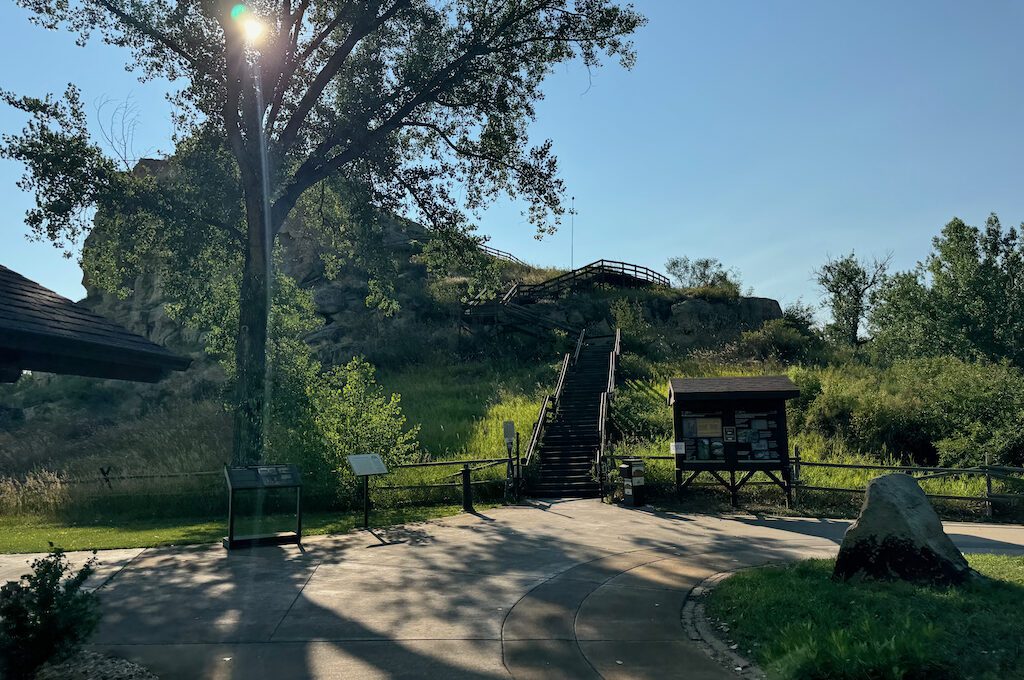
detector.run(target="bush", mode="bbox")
[790,357,1024,466]
[268,347,420,507]
[740,318,826,364]
[0,547,101,679]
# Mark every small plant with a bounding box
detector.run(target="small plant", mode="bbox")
[0,545,101,679]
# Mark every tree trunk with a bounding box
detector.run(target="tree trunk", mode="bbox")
[232,175,271,466]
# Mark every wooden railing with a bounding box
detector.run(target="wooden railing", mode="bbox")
[553,353,571,403]
[500,282,520,304]
[479,243,527,266]
[596,328,623,498]
[572,329,587,365]
[523,395,552,469]
[792,448,1024,517]
[516,259,670,302]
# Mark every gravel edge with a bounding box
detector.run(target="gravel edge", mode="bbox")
[681,569,767,679]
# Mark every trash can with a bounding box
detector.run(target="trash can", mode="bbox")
[620,459,646,507]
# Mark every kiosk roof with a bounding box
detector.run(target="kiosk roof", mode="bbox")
[0,264,191,382]
[668,375,799,402]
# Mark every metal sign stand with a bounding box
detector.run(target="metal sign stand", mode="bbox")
[347,454,401,547]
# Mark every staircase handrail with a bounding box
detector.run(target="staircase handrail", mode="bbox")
[516,259,670,301]
[553,352,571,403]
[503,304,581,335]
[479,243,527,266]
[596,328,622,498]
[607,350,616,394]
[500,282,520,304]
[523,394,551,468]
[571,329,587,365]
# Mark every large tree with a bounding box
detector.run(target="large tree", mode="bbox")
[813,251,890,348]
[870,215,1024,365]
[1,0,645,464]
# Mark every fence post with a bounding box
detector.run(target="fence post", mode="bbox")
[462,464,474,513]
[793,445,801,508]
[985,452,993,519]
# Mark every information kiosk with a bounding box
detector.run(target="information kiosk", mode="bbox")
[668,376,799,507]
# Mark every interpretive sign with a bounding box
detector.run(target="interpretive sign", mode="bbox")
[223,464,303,550]
[348,453,388,477]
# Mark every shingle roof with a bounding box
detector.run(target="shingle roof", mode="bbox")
[0,264,191,382]
[668,375,799,402]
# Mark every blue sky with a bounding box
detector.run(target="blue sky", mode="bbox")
[2,0,1023,312]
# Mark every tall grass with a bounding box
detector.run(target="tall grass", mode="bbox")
[380,359,554,459]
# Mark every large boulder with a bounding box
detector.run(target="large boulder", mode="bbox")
[833,473,975,586]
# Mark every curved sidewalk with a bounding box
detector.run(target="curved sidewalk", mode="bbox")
[3,500,1022,679]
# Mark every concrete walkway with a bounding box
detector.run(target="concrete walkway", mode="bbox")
[3,501,1023,679]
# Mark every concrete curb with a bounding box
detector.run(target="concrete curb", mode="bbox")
[681,569,767,679]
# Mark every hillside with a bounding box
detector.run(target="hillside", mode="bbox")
[0,221,784,484]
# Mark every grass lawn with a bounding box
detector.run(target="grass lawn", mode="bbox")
[706,555,1024,680]
[0,504,498,554]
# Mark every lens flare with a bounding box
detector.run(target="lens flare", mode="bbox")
[229,3,247,20]
[241,17,265,42]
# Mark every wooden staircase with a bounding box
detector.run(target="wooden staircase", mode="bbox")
[531,335,616,498]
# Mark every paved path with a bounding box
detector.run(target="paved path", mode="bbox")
[3,501,1023,679]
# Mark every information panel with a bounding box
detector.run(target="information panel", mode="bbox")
[348,453,388,476]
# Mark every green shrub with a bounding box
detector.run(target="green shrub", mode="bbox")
[740,318,826,364]
[269,348,420,507]
[790,357,1024,467]
[0,547,101,679]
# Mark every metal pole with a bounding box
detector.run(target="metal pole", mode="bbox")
[506,442,514,504]
[295,485,303,543]
[793,445,801,508]
[462,464,474,513]
[569,196,576,270]
[363,475,370,529]
[985,452,993,518]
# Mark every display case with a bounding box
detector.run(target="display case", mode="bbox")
[668,376,799,506]
[223,464,303,549]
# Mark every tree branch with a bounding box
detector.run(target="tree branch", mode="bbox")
[276,0,411,154]
[93,0,204,72]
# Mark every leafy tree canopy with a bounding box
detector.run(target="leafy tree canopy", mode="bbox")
[1,0,646,464]
[665,256,741,297]
[813,251,889,348]
[870,214,1024,366]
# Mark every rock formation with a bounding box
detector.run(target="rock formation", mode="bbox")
[833,473,975,586]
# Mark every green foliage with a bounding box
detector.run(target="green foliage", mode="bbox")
[0,547,101,679]
[789,357,1024,467]
[665,256,741,297]
[381,359,552,457]
[813,251,889,348]
[740,303,828,364]
[269,352,420,504]
[871,214,1024,366]
[706,556,1024,680]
